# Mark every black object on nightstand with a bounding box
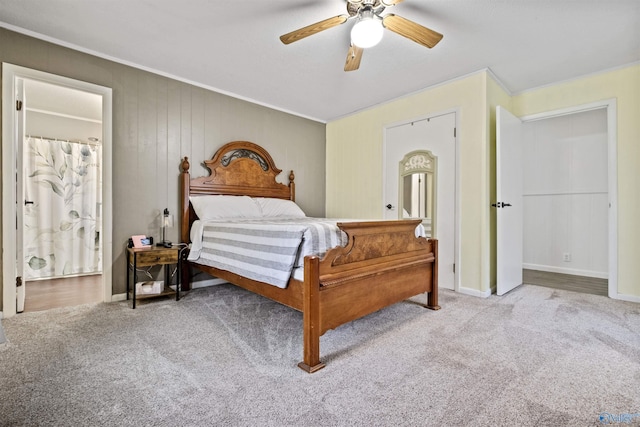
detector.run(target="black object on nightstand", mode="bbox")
[126,246,181,308]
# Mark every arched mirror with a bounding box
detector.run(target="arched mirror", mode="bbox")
[399,150,437,237]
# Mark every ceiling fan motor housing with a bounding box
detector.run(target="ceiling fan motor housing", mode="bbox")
[348,0,386,17]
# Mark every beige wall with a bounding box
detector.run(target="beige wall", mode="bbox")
[0,28,326,304]
[512,64,640,298]
[328,64,640,300]
[327,72,493,295]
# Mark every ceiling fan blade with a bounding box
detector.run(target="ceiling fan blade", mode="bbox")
[344,44,364,72]
[383,14,443,48]
[280,15,349,45]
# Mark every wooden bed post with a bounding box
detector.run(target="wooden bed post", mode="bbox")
[180,157,191,244]
[298,255,325,373]
[289,170,295,202]
[180,157,192,290]
[427,239,441,310]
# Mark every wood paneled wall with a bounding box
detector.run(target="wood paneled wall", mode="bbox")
[0,28,326,297]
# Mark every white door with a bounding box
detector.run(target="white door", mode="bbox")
[16,78,26,312]
[496,106,524,295]
[384,113,456,290]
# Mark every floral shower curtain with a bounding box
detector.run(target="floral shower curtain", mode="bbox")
[24,136,102,280]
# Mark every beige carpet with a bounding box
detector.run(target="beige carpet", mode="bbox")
[1,283,639,426]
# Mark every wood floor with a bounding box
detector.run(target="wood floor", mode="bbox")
[24,275,102,312]
[523,269,608,296]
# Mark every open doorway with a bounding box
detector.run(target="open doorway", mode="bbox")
[2,64,113,318]
[495,100,616,298]
[521,108,610,296]
[21,79,104,311]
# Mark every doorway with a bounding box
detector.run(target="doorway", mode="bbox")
[495,100,617,298]
[22,79,103,311]
[2,63,113,318]
[383,111,458,291]
[522,107,610,295]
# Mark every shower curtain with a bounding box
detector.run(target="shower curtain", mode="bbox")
[24,136,102,280]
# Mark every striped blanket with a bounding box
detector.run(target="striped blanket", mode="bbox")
[188,218,349,288]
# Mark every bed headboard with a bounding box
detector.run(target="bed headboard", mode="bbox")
[180,141,295,243]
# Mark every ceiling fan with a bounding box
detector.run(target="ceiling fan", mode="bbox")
[279,0,443,72]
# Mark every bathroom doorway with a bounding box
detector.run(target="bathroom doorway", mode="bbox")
[2,64,113,317]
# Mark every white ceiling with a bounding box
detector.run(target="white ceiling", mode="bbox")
[1,0,639,123]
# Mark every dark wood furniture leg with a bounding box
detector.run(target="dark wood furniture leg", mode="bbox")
[298,256,325,373]
[427,239,441,310]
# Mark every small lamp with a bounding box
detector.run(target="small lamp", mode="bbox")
[158,208,174,247]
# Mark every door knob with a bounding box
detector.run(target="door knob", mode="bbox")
[24,200,34,205]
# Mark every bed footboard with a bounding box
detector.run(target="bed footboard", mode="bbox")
[299,219,439,373]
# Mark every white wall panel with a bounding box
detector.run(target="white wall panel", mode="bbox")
[522,109,608,278]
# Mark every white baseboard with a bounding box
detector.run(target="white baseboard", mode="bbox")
[523,263,608,279]
[108,280,639,305]
[111,293,127,302]
[191,278,227,289]
[610,292,640,303]
[110,278,227,303]
[457,285,492,298]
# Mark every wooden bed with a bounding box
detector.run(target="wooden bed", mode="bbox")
[180,141,440,373]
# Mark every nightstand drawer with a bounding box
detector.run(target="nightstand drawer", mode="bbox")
[135,249,178,266]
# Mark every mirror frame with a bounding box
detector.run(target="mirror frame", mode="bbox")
[398,150,437,237]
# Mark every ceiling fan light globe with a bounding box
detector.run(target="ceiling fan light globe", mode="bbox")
[351,17,384,48]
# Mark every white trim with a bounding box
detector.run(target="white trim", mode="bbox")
[382,108,461,293]
[191,278,227,289]
[513,61,640,97]
[2,64,18,318]
[458,285,492,298]
[2,63,113,318]
[523,264,608,280]
[612,293,640,304]
[341,70,493,122]
[111,278,226,302]
[485,68,513,97]
[523,190,607,197]
[520,101,615,122]
[111,293,127,302]
[453,109,462,294]
[26,107,103,124]
[520,98,618,301]
[384,108,460,130]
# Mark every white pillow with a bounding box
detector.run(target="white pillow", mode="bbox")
[189,195,262,220]
[254,197,306,218]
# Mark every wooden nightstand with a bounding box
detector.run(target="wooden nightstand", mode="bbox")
[126,246,182,308]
